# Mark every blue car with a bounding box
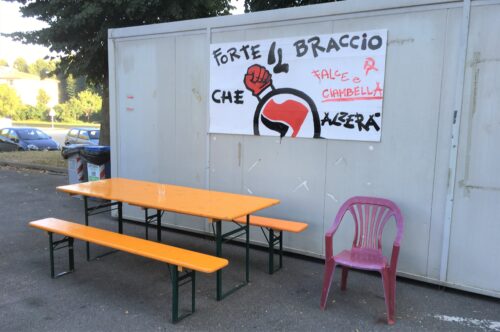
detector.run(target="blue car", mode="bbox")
[0,127,60,151]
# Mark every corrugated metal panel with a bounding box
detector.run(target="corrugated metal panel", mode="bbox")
[108,0,500,297]
[446,3,500,294]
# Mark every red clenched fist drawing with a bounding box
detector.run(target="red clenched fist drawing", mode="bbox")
[244,64,272,96]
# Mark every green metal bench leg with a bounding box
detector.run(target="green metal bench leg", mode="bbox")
[172,267,178,323]
[48,232,75,279]
[267,229,283,274]
[170,265,195,323]
[269,229,274,274]
[279,230,283,270]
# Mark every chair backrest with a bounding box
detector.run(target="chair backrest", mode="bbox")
[335,196,404,251]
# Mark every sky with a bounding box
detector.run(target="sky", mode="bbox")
[0,0,245,66]
[0,1,51,64]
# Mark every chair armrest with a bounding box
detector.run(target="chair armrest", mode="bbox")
[324,218,343,260]
[389,243,400,274]
[325,214,343,238]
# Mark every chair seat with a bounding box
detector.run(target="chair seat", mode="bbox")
[334,248,388,271]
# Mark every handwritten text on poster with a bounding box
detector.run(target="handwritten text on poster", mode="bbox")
[209,30,387,141]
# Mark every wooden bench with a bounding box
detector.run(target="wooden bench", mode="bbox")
[29,218,228,323]
[233,215,308,274]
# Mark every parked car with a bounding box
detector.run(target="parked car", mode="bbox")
[64,127,100,146]
[0,135,21,152]
[0,127,60,151]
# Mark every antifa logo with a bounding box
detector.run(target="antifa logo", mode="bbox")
[243,64,321,138]
[261,99,308,137]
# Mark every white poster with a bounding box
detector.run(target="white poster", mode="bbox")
[209,30,387,141]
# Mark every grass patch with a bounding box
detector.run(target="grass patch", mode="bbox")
[0,151,67,168]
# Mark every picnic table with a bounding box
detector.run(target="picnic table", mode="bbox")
[57,177,280,300]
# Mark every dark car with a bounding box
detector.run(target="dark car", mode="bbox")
[64,127,100,146]
[0,127,60,151]
[0,135,21,152]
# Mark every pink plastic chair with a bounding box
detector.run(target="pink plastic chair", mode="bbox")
[320,196,404,324]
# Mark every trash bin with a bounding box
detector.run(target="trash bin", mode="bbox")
[81,146,111,181]
[61,144,88,184]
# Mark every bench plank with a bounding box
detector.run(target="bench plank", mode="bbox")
[29,218,228,273]
[233,216,308,233]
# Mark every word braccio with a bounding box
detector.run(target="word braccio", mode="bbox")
[212,32,384,66]
[294,33,383,58]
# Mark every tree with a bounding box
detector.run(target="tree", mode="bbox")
[0,84,22,118]
[77,90,102,122]
[244,0,339,12]
[13,57,29,73]
[31,88,51,120]
[28,59,57,79]
[6,0,233,145]
[54,98,80,122]
[0,59,8,67]
[66,74,76,100]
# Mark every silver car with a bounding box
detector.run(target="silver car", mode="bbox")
[64,127,100,146]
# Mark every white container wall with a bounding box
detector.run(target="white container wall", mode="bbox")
[108,0,500,297]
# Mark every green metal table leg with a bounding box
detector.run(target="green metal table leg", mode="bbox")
[144,209,149,240]
[68,237,75,272]
[156,209,161,242]
[246,214,250,282]
[118,202,123,234]
[216,220,222,301]
[84,196,90,261]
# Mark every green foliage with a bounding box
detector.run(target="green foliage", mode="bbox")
[77,90,102,122]
[54,99,80,122]
[0,59,8,67]
[25,89,52,121]
[28,59,57,78]
[15,105,36,121]
[66,74,76,100]
[0,84,22,118]
[9,89,53,121]
[244,0,339,12]
[54,89,102,123]
[13,57,29,73]
[36,89,50,108]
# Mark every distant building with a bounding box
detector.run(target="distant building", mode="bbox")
[0,66,59,108]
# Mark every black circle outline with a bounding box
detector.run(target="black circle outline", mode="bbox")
[253,88,321,138]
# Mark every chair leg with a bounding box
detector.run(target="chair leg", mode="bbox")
[320,259,336,310]
[340,267,349,291]
[381,268,396,325]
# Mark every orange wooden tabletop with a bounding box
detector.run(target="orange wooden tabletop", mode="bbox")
[57,178,280,221]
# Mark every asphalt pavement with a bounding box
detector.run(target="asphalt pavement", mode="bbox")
[0,165,499,331]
